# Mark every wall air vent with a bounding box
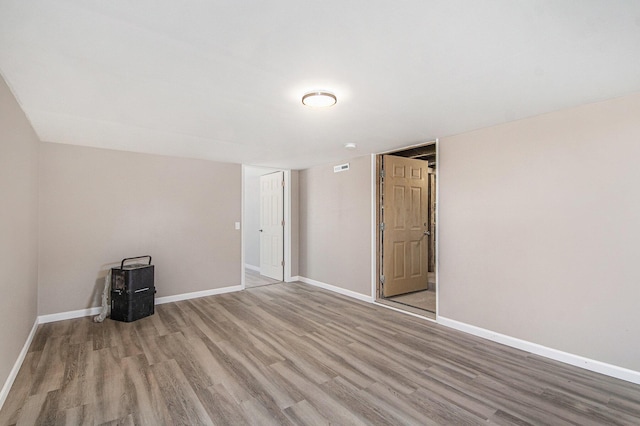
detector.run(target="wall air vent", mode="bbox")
[334,163,350,173]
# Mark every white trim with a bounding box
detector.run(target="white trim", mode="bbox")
[38,284,243,323]
[38,307,102,324]
[434,138,440,319]
[370,154,377,300]
[155,285,243,305]
[241,165,246,290]
[438,316,640,385]
[373,301,437,323]
[0,319,38,411]
[244,263,260,272]
[298,276,374,303]
[283,170,293,282]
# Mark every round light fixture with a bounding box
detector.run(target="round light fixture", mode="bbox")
[302,91,337,107]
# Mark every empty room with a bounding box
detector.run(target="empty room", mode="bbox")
[2,1,640,424]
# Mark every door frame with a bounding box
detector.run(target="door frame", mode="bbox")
[241,167,296,288]
[371,139,439,318]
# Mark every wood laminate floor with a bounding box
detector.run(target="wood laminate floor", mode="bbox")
[387,289,436,313]
[382,272,437,314]
[244,269,281,288]
[2,282,639,425]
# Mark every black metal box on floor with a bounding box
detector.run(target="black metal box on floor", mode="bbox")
[111,255,155,322]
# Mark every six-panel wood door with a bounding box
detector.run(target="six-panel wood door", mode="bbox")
[382,155,429,297]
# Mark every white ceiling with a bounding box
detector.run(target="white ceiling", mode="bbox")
[1,1,640,170]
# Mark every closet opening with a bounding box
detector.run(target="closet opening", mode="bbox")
[375,141,437,319]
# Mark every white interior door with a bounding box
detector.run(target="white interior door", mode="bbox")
[259,171,284,281]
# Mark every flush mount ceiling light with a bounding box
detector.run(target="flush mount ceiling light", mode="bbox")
[302,91,337,107]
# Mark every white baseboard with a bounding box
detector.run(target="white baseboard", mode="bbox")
[244,264,260,272]
[38,307,102,324]
[438,316,640,385]
[155,285,243,305]
[0,319,38,411]
[38,285,243,323]
[298,276,374,303]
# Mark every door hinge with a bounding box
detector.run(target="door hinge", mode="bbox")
[380,275,385,284]
[380,222,385,231]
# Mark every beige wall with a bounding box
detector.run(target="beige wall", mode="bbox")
[438,92,640,371]
[299,155,371,296]
[0,76,39,392]
[38,143,242,315]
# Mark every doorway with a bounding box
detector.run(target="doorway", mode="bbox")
[376,142,437,317]
[242,165,297,288]
[259,171,284,281]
